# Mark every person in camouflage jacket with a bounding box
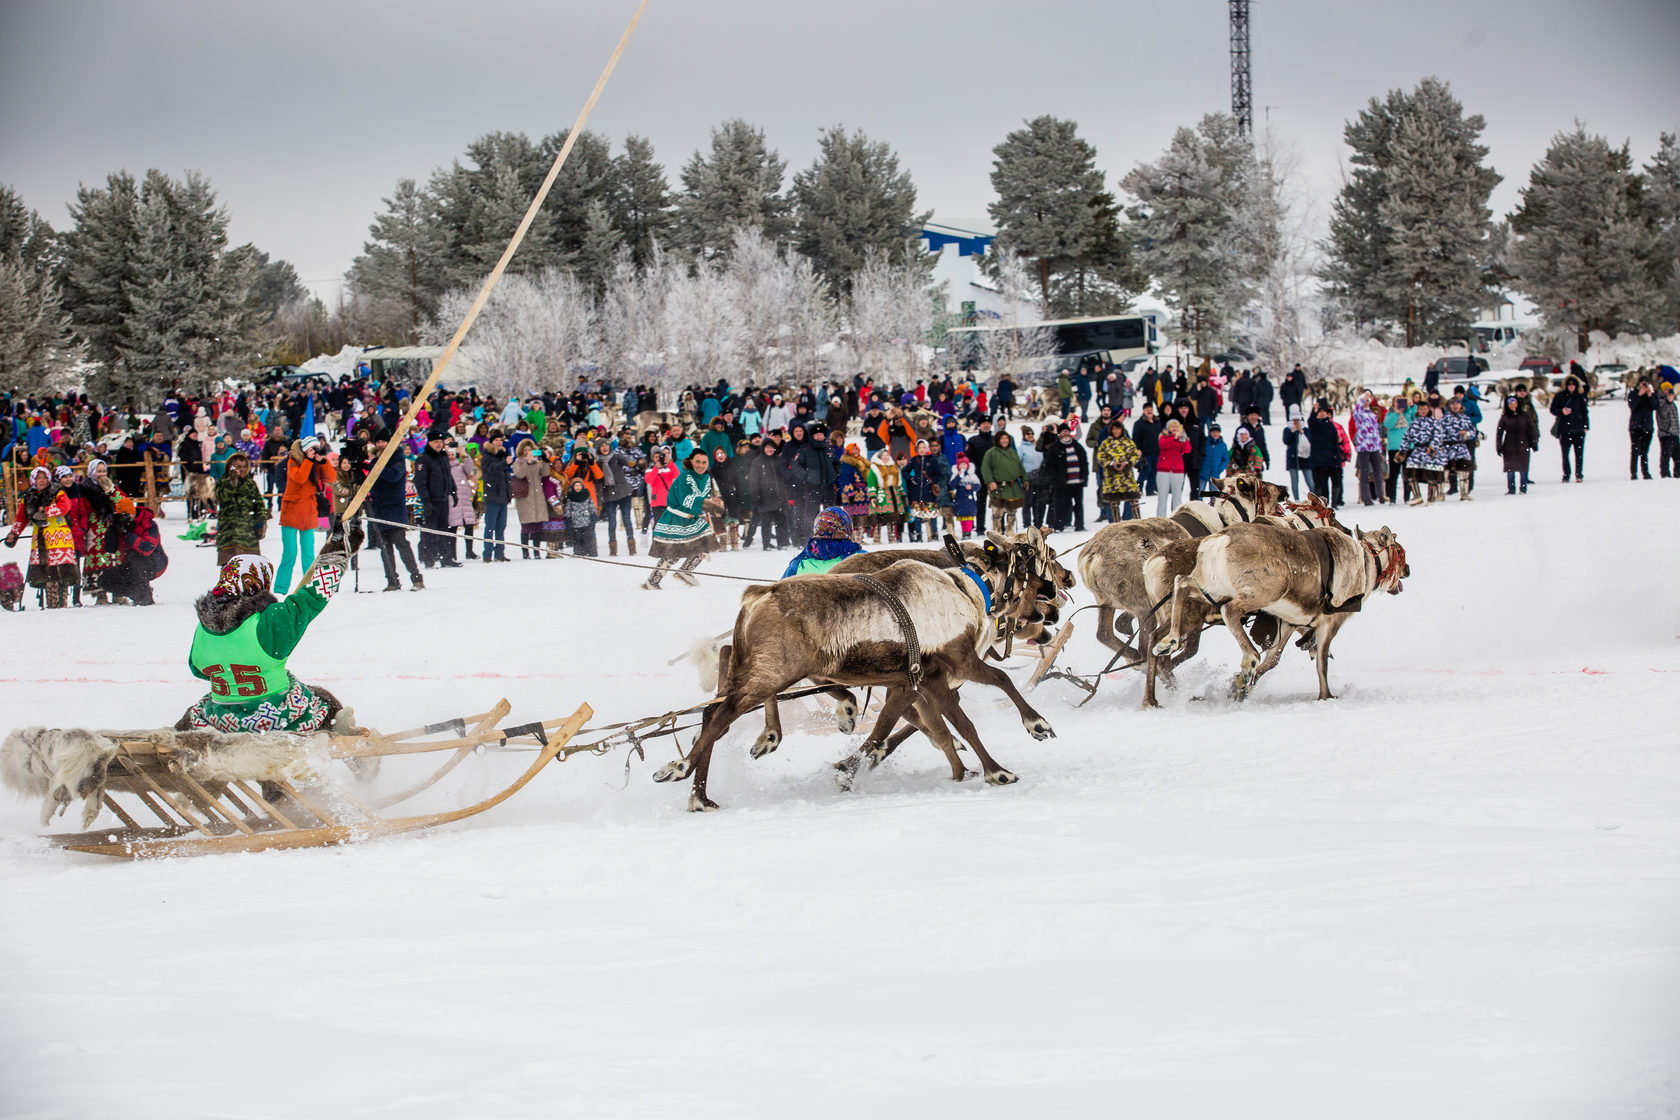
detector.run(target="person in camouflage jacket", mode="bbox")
[1096,418,1142,521]
[214,450,270,564]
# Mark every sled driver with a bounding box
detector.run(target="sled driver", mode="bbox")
[175,523,354,734]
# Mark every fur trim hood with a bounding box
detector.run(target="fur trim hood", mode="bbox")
[194,590,277,635]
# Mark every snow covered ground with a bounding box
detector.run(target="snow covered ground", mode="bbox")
[3,408,1677,1118]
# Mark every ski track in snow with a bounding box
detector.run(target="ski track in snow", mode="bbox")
[2,417,1678,1118]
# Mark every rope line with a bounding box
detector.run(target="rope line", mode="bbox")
[358,515,774,584]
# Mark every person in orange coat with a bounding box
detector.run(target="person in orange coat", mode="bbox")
[276,436,334,594]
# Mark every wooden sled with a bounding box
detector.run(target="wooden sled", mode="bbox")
[1025,621,1075,691]
[39,700,593,859]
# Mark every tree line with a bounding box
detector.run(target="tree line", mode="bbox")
[4,83,1675,404]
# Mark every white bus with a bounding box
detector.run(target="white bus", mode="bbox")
[948,314,1159,381]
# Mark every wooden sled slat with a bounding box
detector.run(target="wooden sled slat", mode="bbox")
[366,702,511,811]
[57,703,593,859]
[1026,622,1075,690]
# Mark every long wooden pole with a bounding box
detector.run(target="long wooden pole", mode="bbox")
[301,0,648,582]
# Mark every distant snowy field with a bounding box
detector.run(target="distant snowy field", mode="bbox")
[2,406,1677,1118]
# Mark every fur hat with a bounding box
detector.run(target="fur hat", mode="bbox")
[212,554,274,599]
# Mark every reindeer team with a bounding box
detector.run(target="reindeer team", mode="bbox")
[654,475,1411,811]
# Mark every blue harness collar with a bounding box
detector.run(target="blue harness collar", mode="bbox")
[957,565,992,613]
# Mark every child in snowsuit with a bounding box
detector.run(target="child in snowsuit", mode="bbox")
[948,454,981,538]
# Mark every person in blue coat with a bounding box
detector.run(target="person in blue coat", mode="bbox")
[1199,424,1230,488]
[366,431,423,591]
[940,416,967,467]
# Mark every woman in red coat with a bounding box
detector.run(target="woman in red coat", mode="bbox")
[1154,419,1192,516]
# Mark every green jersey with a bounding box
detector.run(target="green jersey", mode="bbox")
[188,586,328,710]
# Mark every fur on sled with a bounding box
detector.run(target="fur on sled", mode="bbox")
[2,725,330,830]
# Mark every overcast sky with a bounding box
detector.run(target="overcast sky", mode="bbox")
[3,0,1677,303]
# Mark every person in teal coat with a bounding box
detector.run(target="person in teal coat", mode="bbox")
[643,448,716,589]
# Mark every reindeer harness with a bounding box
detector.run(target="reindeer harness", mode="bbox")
[848,574,923,692]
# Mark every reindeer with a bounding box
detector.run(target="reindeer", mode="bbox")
[653,535,1054,811]
[1149,523,1409,702]
[1076,474,1286,696]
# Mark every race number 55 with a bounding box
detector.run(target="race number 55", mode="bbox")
[203,663,264,697]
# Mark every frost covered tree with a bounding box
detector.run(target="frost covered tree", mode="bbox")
[429,269,596,397]
[846,250,937,383]
[1121,114,1261,352]
[970,248,1053,380]
[1509,125,1652,351]
[988,115,1144,314]
[1322,78,1500,344]
[723,228,794,380]
[1247,135,1329,375]
[1642,132,1680,335]
[674,119,791,259]
[609,135,673,270]
[791,126,930,297]
[598,244,669,389]
[663,257,742,388]
[782,253,836,384]
[0,185,80,393]
[347,178,444,343]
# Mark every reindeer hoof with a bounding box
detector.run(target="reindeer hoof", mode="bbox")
[1022,716,1055,741]
[750,730,780,759]
[687,792,720,812]
[955,769,979,782]
[864,743,891,769]
[834,756,860,791]
[652,758,691,783]
[835,699,857,735]
[986,768,1019,786]
[1151,637,1177,657]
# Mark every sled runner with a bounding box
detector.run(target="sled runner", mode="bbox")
[4,700,593,859]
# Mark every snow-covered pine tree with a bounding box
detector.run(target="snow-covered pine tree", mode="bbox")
[988,115,1141,313]
[58,172,142,386]
[1322,78,1499,343]
[674,119,791,260]
[535,128,616,263]
[610,135,673,270]
[1121,114,1260,353]
[790,126,930,298]
[346,178,444,343]
[1377,86,1500,346]
[1509,125,1653,351]
[0,186,80,394]
[575,199,624,299]
[1642,133,1680,336]
[117,171,257,400]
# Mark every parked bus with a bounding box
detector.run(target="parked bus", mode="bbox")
[948,314,1159,380]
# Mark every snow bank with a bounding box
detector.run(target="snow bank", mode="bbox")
[297,344,367,379]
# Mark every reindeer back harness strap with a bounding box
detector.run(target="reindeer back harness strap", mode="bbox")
[848,574,923,691]
[1307,529,1363,614]
[1170,509,1213,538]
